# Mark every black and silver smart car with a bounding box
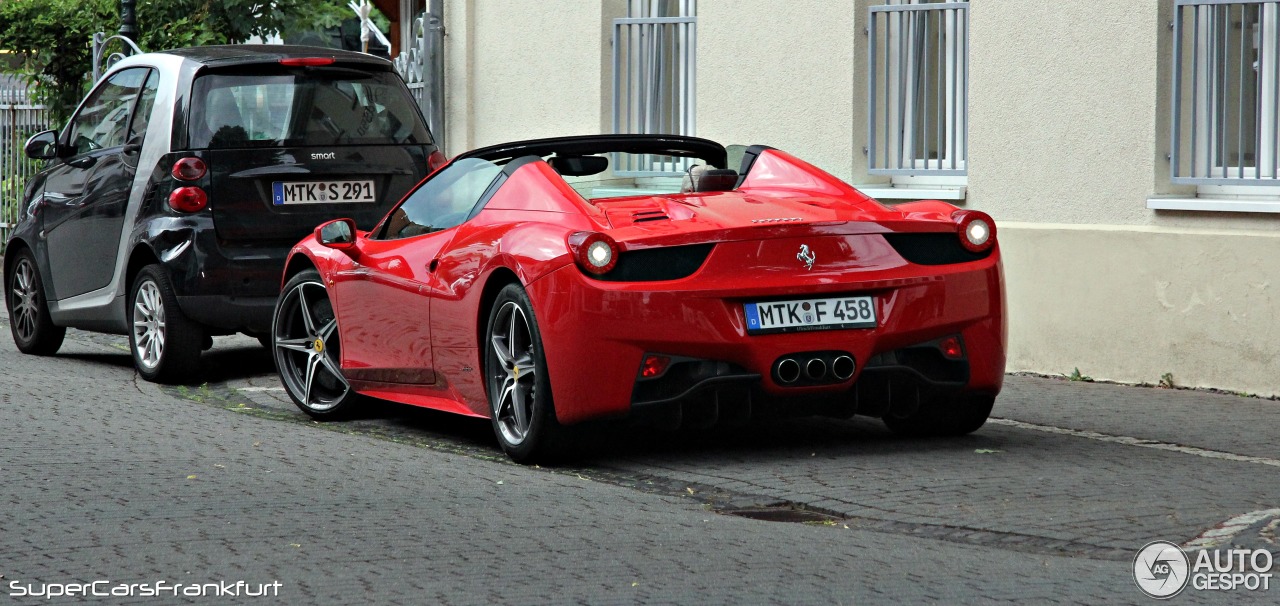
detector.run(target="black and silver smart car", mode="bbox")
[4,45,441,382]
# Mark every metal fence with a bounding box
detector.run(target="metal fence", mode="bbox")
[393,0,446,154]
[868,1,969,176]
[612,0,696,176]
[1,87,50,252]
[1171,0,1280,185]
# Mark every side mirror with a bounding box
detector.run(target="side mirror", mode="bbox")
[24,130,59,160]
[316,218,358,251]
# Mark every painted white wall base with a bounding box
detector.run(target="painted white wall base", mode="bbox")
[1000,223,1280,398]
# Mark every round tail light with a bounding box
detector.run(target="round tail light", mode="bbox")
[568,232,620,275]
[171,157,207,181]
[169,187,208,213]
[952,210,996,253]
[428,150,448,172]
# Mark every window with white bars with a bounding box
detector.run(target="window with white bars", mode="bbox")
[1172,1,1280,186]
[612,0,696,175]
[868,0,969,177]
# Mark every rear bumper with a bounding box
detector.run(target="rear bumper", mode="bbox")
[176,295,277,335]
[526,252,1006,425]
[626,338,984,428]
[150,219,289,333]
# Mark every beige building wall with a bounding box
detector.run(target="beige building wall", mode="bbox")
[968,0,1280,395]
[697,1,861,181]
[437,0,1280,397]
[442,0,607,154]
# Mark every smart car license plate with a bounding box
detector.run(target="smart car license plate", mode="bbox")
[744,296,877,334]
[272,180,376,205]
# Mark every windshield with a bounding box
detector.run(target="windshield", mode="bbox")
[189,69,430,149]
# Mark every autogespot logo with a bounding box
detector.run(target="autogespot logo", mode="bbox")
[1134,541,1190,599]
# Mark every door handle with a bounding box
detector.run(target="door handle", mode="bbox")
[428,259,439,272]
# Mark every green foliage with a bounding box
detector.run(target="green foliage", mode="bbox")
[0,0,115,123]
[1064,367,1093,382]
[0,0,380,124]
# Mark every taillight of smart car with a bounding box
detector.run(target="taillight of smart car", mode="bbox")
[568,231,620,275]
[169,187,208,213]
[279,57,336,67]
[428,150,448,172]
[171,157,207,181]
[952,210,996,253]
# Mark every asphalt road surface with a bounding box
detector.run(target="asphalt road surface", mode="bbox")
[2,313,1276,604]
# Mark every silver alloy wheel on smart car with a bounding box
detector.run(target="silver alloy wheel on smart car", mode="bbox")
[273,279,350,412]
[487,301,539,446]
[9,258,40,343]
[131,280,166,370]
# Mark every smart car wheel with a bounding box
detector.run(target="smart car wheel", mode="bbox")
[272,270,359,419]
[484,284,565,463]
[6,250,65,356]
[129,265,204,383]
[882,392,995,437]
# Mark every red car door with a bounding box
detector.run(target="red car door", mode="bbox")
[330,231,453,384]
[330,157,504,384]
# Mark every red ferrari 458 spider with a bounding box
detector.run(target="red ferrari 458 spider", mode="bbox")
[271,135,1005,462]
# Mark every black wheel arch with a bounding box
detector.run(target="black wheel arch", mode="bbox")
[475,266,522,352]
[282,252,318,288]
[4,238,51,303]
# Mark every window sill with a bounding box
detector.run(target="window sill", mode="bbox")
[854,185,967,201]
[1147,197,1280,213]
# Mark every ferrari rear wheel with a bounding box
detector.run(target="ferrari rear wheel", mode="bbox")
[882,392,995,437]
[6,251,65,356]
[273,270,359,419]
[484,284,564,463]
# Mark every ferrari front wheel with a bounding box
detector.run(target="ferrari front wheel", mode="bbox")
[882,392,995,437]
[272,270,358,419]
[484,284,564,463]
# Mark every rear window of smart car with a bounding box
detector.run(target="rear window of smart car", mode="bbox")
[188,68,430,149]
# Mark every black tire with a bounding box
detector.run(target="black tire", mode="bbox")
[272,269,361,419]
[129,264,204,383]
[5,249,65,355]
[484,283,567,463]
[882,392,996,437]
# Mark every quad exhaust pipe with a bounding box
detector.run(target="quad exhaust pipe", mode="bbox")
[773,352,855,385]
[776,358,802,384]
[805,358,827,381]
[831,355,855,381]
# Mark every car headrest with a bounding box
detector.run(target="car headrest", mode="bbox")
[547,155,608,177]
[681,165,739,193]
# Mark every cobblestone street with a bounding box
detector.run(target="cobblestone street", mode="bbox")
[2,318,1276,604]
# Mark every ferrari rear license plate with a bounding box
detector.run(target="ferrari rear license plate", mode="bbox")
[272,180,376,205]
[744,296,877,334]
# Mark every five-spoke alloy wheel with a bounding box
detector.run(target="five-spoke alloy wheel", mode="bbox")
[484,284,563,462]
[272,269,357,418]
[6,250,65,355]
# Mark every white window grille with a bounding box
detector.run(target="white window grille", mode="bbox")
[868,0,969,176]
[612,0,696,175]
[1172,1,1280,185]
